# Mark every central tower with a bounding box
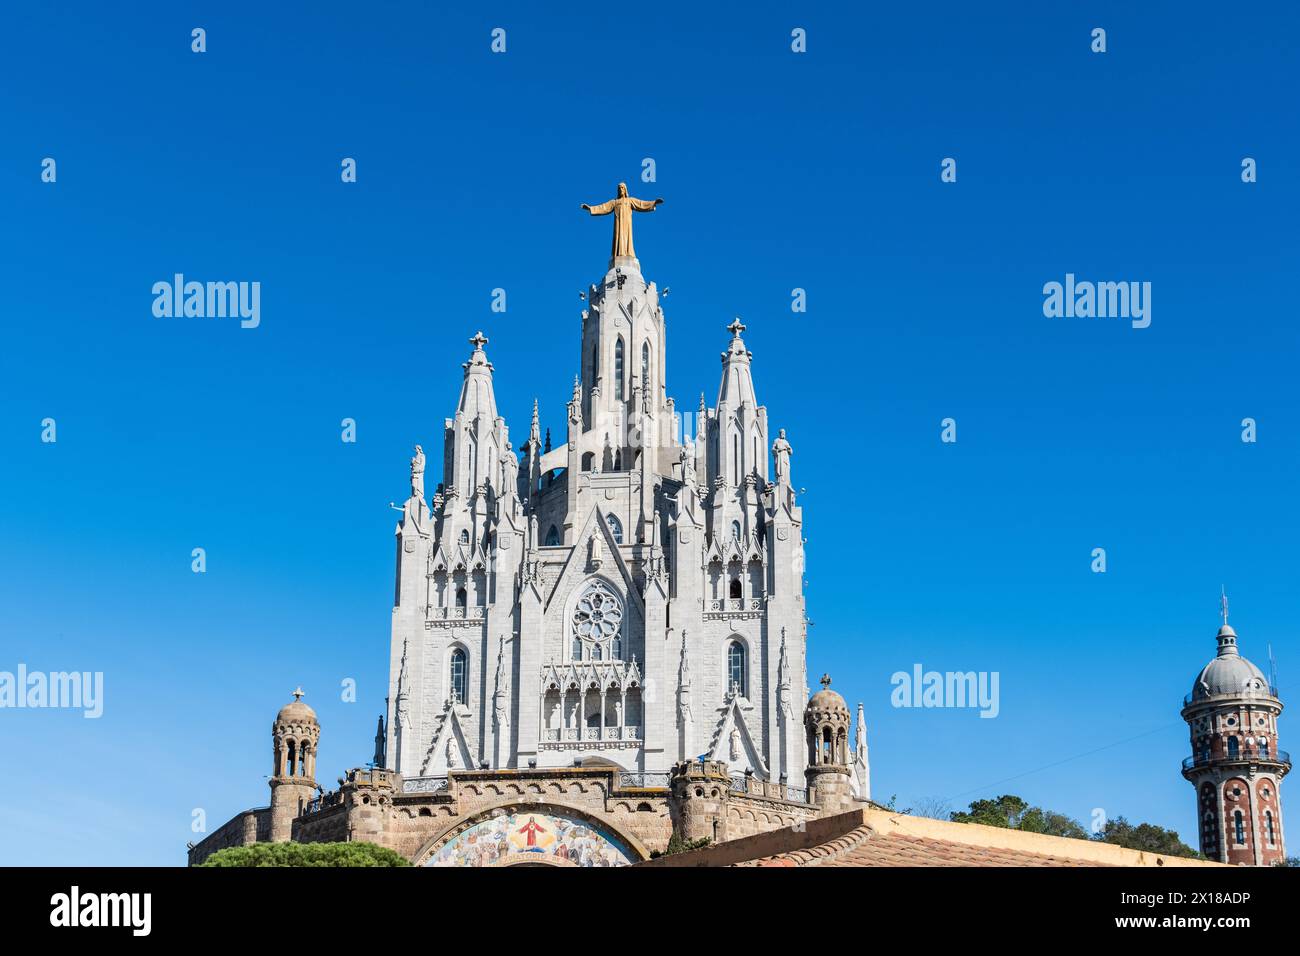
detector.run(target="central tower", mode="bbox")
[384,188,822,793]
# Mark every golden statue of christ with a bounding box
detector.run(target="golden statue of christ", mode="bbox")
[580,182,664,260]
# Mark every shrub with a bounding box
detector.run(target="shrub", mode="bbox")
[199,841,411,867]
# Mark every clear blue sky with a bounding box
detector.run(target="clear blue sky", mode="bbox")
[1,2,1296,865]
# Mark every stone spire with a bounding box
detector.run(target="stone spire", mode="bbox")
[714,318,768,489]
[854,702,870,800]
[373,714,386,767]
[446,331,505,501]
[457,331,498,420]
[717,318,758,409]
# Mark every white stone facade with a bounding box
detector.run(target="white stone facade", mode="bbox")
[385,250,814,787]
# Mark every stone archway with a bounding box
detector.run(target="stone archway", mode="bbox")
[416,802,647,868]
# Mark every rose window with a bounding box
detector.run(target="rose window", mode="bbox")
[572,582,623,659]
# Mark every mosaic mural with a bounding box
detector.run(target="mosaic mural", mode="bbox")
[424,809,637,867]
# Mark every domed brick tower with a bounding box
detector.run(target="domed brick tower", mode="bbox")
[805,675,854,815]
[1181,598,1290,865]
[270,687,320,842]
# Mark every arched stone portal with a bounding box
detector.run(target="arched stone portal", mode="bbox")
[419,804,642,868]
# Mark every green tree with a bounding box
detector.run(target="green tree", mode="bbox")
[1093,817,1198,859]
[950,794,1030,829]
[650,834,712,858]
[1019,807,1089,840]
[199,841,411,867]
[950,796,1198,858]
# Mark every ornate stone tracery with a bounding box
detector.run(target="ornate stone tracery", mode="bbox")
[571,579,624,661]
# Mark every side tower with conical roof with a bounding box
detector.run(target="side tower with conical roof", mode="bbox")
[270,688,319,842]
[805,675,855,814]
[1181,601,1290,865]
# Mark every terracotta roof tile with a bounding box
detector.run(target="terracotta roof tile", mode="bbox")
[738,825,1113,867]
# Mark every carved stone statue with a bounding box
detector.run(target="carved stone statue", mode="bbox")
[395,638,410,731]
[568,377,582,426]
[445,736,457,769]
[410,444,426,499]
[589,531,603,568]
[777,629,791,718]
[676,631,693,725]
[679,443,696,487]
[729,724,742,761]
[502,442,520,496]
[581,182,663,260]
[771,429,792,485]
[493,637,510,729]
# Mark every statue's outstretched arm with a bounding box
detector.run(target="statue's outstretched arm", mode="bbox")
[582,200,615,216]
[629,197,663,212]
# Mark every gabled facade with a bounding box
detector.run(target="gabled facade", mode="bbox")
[385,242,824,792]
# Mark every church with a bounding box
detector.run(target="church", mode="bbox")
[189,185,872,866]
[187,186,1284,868]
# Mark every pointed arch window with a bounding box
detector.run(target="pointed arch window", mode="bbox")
[641,341,651,390]
[460,529,470,545]
[731,520,742,542]
[1233,809,1245,844]
[727,640,747,696]
[614,338,625,400]
[545,525,561,547]
[455,587,467,609]
[450,647,468,704]
[732,431,740,485]
[606,514,623,544]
